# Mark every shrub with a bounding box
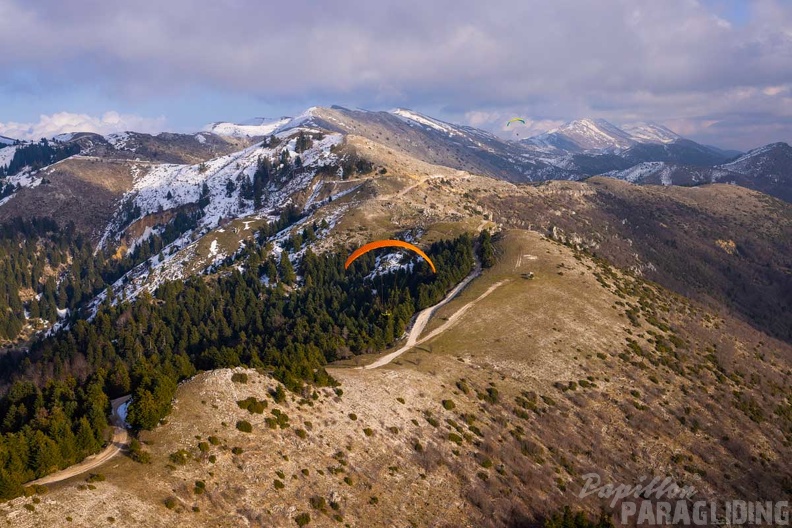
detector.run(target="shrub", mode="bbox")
[24,504,35,512]
[369,496,379,505]
[343,476,353,486]
[448,433,463,445]
[86,473,105,483]
[169,450,191,465]
[442,400,456,410]
[271,385,287,404]
[237,397,267,414]
[396,397,405,404]
[164,497,178,510]
[129,438,152,464]
[309,496,327,510]
[198,441,210,452]
[231,372,249,384]
[236,420,253,433]
[348,413,357,421]
[296,428,308,439]
[424,413,439,427]
[294,512,311,526]
[274,479,285,490]
[363,428,374,437]
[208,435,221,446]
[301,469,309,476]
[232,446,243,455]
[209,455,217,463]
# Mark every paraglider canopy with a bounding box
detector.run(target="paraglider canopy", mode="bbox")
[506,118,526,126]
[345,240,436,273]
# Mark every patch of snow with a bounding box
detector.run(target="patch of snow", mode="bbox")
[117,401,130,427]
[392,109,459,137]
[605,161,666,183]
[106,132,132,150]
[0,144,18,168]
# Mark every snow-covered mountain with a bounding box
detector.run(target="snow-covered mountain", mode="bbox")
[621,122,680,144]
[526,118,637,153]
[0,135,15,146]
[206,117,292,138]
[605,141,792,202]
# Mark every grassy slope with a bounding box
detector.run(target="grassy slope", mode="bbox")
[4,230,790,527]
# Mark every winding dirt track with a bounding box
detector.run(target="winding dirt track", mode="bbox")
[27,395,131,486]
[361,266,507,370]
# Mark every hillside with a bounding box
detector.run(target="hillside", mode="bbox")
[604,142,792,203]
[3,230,790,527]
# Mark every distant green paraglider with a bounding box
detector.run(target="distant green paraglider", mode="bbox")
[506,118,526,126]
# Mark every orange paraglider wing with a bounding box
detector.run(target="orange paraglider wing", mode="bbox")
[344,240,436,273]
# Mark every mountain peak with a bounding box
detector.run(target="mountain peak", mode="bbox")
[529,117,635,153]
[621,122,680,144]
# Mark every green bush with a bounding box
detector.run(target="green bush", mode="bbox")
[232,446,243,455]
[448,433,463,445]
[274,479,285,490]
[236,420,253,433]
[164,497,178,510]
[442,399,456,410]
[129,438,152,464]
[296,428,307,439]
[272,385,287,404]
[309,496,326,510]
[169,450,191,465]
[198,441,210,452]
[363,428,374,437]
[231,372,249,384]
[208,435,221,445]
[294,512,311,526]
[348,413,357,421]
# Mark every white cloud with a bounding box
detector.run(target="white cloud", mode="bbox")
[0,111,166,140]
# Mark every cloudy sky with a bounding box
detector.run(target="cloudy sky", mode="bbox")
[1,0,790,149]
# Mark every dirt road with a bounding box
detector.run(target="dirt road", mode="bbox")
[361,267,507,370]
[27,395,131,486]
